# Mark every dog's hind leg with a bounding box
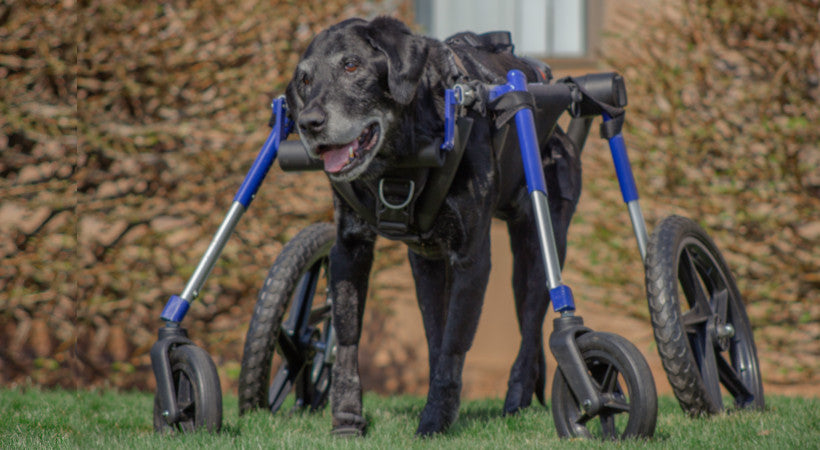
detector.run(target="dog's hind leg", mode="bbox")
[504,131,582,414]
[503,212,551,415]
[411,234,491,436]
[328,219,376,437]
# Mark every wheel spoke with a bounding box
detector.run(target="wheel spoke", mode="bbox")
[600,364,618,393]
[600,413,617,439]
[679,248,712,313]
[716,352,754,403]
[175,374,195,422]
[294,361,316,410]
[681,308,709,333]
[603,395,631,413]
[178,400,195,418]
[308,304,331,326]
[276,330,305,369]
[713,289,729,323]
[268,365,295,412]
[176,374,192,403]
[694,331,723,407]
[575,411,593,426]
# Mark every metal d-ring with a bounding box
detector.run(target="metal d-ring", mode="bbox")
[378,179,415,210]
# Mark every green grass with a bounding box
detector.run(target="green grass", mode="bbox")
[1,389,817,449]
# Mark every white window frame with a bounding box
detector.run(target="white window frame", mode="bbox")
[414,0,603,61]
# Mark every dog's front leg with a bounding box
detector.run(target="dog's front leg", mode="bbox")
[415,235,491,436]
[328,219,375,437]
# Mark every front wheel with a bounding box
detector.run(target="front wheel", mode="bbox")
[551,331,657,440]
[645,215,764,415]
[153,344,222,433]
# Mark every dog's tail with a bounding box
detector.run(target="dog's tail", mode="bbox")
[536,344,547,406]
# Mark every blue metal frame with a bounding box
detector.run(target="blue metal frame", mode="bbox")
[492,69,576,313]
[603,113,649,260]
[603,113,639,204]
[441,88,457,151]
[159,70,649,322]
[160,97,292,323]
[235,97,294,208]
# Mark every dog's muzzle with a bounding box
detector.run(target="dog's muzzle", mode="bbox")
[315,123,380,174]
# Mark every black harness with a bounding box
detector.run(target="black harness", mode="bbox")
[329,115,474,241]
[287,31,555,242]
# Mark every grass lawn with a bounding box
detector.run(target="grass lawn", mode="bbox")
[1,388,817,449]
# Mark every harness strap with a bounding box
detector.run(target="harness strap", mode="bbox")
[332,182,377,225]
[330,117,472,241]
[375,169,428,235]
[488,90,536,129]
[557,76,626,139]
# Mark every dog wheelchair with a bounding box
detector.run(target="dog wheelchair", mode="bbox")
[150,66,764,439]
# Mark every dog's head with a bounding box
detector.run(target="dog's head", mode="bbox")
[286,17,430,182]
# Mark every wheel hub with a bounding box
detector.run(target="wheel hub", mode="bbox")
[709,316,734,351]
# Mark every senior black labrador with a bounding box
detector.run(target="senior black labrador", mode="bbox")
[285,17,581,436]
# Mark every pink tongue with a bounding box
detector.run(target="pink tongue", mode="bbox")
[321,141,359,173]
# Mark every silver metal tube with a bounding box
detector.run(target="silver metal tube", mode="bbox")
[531,191,564,290]
[627,200,649,262]
[180,201,246,302]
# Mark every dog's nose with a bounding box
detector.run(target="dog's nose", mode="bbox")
[298,105,327,134]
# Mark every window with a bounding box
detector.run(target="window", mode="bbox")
[414,0,602,60]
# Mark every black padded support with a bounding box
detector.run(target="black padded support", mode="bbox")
[527,83,575,135]
[279,138,448,172]
[278,140,323,172]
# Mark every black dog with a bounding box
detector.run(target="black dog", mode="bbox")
[286,17,581,436]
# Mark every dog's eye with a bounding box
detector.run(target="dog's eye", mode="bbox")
[302,76,310,86]
[344,61,358,73]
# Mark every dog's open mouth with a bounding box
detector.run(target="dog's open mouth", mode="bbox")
[316,123,380,174]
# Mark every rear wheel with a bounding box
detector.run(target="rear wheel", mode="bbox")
[551,332,657,440]
[645,215,764,415]
[238,222,336,415]
[153,344,222,433]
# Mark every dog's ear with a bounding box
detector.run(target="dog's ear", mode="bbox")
[365,17,428,105]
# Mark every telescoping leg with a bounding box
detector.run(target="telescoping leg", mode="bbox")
[493,68,602,419]
[160,96,293,323]
[602,113,649,262]
[490,69,576,313]
[494,70,656,439]
[151,96,292,433]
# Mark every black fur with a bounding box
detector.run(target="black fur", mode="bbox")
[285,17,582,437]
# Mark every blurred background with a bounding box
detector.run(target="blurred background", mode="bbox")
[1,0,817,396]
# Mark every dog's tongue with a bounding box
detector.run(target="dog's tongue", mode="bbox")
[321,140,358,173]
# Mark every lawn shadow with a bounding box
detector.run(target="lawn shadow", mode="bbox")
[218,423,242,438]
[448,403,505,435]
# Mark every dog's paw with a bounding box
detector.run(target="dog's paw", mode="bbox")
[331,412,367,438]
[415,402,458,437]
[503,381,534,415]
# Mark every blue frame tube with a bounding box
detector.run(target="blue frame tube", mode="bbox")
[160,98,291,323]
[603,113,639,204]
[602,113,649,260]
[235,97,293,208]
[441,89,456,151]
[495,70,575,313]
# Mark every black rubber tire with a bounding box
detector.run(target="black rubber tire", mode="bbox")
[238,222,336,416]
[645,215,764,415]
[153,344,222,433]
[552,331,657,440]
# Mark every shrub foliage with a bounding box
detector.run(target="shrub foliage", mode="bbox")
[0,0,816,390]
[1,0,412,390]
